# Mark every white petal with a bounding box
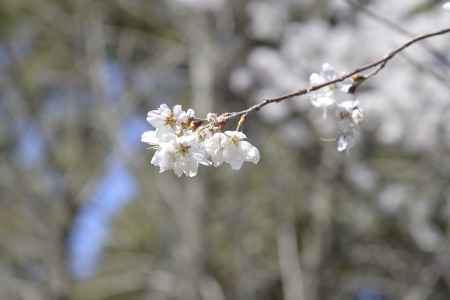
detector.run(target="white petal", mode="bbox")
[178,134,196,145]
[193,153,210,166]
[229,157,245,170]
[147,113,164,128]
[191,142,210,166]
[338,100,356,111]
[183,158,199,177]
[311,96,335,108]
[157,130,177,143]
[336,130,356,152]
[173,105,183,117]
[206,113,218,122]
[186,109,195,118]
[159,103,170,111]
[352,108,364,124]
[309,73,324,85]
[223,144,245,170]
[178,108,195,124]
[211,153,224,167]
[141,130,159,145]
[150,151,160,166]
[205,133,223,153]
[321,63,337,80]
[240,141,260,164]
[337,135,349,152]
[322,63,334,72]
[151,150,173,173]
[444,2,450,10]
[225,131,247,140]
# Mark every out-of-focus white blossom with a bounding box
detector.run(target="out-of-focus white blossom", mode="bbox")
[444,2,450,10]
[309,63,353,117]
[335,99,364,152]
[336,127,357,152]
[247,2,288,42]
[337,100,364,125]
[229,67,253,93]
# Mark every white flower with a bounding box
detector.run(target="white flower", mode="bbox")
[146,104,195,131]
[335,99,363,152]
[141,125,209,177]
[337,99,364,125]
[141,129,175,146]
[205,131,260,170]
[309,63,353,117]
[204,132,227,167]
[150,144,175,173]
[443,2,450,10]
[150,134,209,177]
[336,130,356,152]
[141,130,159,145]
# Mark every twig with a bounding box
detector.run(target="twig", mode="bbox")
[345,0,450,89]
[224,26,450,121]
[345,0,450,68]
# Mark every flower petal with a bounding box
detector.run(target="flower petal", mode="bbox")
[225,131,247,140]
[240,141,260,164]
[141,130,159,145]
[321,63,337,80]
[310,73,324,85]
[173,105,183,117]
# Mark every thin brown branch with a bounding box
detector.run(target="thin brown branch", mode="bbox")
[345,0,450,89]
[224,26,450,121]
[345,0,450,68]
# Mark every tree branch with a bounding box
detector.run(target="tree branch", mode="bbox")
[345,0,450,68]
[224,26,450,121]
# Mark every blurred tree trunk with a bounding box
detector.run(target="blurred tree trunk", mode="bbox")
[278,217,306,300]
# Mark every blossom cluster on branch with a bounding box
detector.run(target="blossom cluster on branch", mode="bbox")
[141,104,260,177]
[309,63,364,152]
[141,63,365,177]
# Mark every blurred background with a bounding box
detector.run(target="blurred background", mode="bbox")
[1,0,450,299]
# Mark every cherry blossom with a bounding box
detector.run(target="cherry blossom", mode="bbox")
[205,131,260,170]
[148,133,209,177]
[335,99,364,152]
[146,104,194,132]
[223,131,260,168]
[309,63,353,118]
[337,99,364,125]
[336,129,357,152]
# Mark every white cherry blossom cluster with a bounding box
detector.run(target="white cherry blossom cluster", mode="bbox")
[141,104,260,177]
[309,63,364,152]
